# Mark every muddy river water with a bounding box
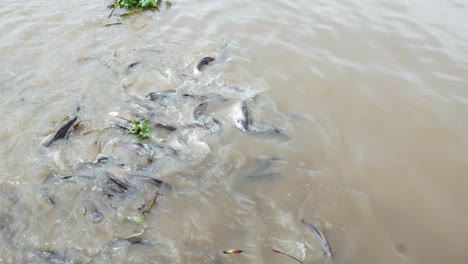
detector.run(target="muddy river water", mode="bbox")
[1,0,468,263]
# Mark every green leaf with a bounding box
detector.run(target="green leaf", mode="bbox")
[128,215,145,224]
[140,0,157,8]
[138,133,149,139]
[165,1,172,8]
[123,229,145,240]
[109,0,165,10]
[124,116,151,140]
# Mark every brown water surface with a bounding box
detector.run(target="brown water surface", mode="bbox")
[1,0,468,263]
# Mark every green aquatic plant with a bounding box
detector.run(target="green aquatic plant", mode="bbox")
[124,116,152,139]
[122,229,146,240]
[127,215,145,224]
[108,0,172,17]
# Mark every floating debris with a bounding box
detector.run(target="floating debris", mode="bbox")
[222,249,243,254]
[122,229,145,240]
[107,0,172,18]
[127,215,145,224]
[124,116,152,140]
[103,22,122,27]
[142,191,159,214]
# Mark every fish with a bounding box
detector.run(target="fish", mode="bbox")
[111,119,133,131]
[42,175,94,185]
[96,157,110,164]
[28,249,73,264]
[153,122,178,131]
[85,237,153,263]
[248,122,290,142]
[124,237,150,245]
[231,100,288,140]
[0,214,14,243]
[128,175,173,190]
[249,121,283,134]
[45,116,80,147]
[232,101,250,132]
[272,249,303,264]
[183,92,228,103]
[106,173,131,192]
[102,173,133,200]
[302,219,333,258]
[145,143,178,157]
[216,42,231,63]
[116,142,178,161]
[194,57,215,75]
[193,102,208,120]
[116,142,152,156]
[117,162,152,174]
[203,254,222,264]
[247,158,281,180]
[41,175,95,204]
[204,116,223,134]
[128,102,159,116]
[127,61,142,70]
[117,142,178,158]
[146,90,177,101]
[211,117,223,129]
[231,102,289,141]
[86,205,104,223]
[235,158,282,181]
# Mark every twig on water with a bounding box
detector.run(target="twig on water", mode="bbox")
[104,22,122,27]
[121,8,144,17]
[142,191,159,215]
[108,3,117,18]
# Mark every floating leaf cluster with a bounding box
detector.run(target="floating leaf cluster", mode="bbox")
[109,0,171,10]
[124,117,152,139]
